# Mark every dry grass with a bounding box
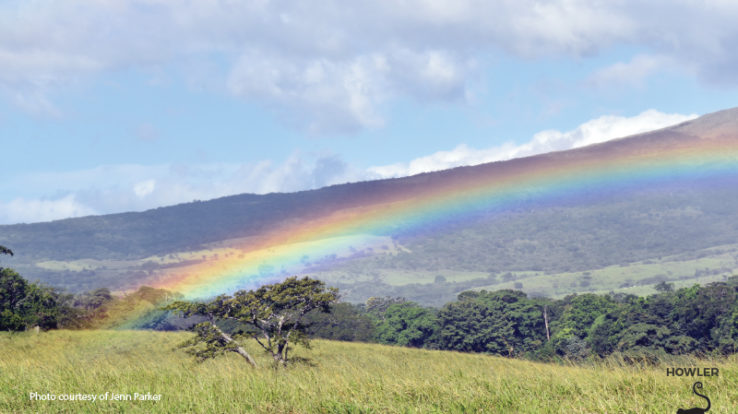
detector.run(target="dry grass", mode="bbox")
[1,330,736,413]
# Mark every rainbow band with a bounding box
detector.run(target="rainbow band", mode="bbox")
[148,126,738,300]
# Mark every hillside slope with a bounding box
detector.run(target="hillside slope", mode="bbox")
[2,108,738,303]
[2,331,737,413]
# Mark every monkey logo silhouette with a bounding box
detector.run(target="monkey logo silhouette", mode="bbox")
[676,381,710,414]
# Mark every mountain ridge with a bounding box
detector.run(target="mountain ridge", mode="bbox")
[2,107,738,304]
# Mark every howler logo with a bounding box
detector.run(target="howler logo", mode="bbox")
[676,381,711,414]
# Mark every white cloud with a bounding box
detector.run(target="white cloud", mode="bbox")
[0,1,735,131]
[226,48,474,133]
[369,110,698,178]
[0,195,96,224]
[227,51,390,133]
[588,55,673,88]
[133,180,156,198]
[529,109,697,150]
[0,154,365,224]
[7,88,61,117]
[0,110,698,224]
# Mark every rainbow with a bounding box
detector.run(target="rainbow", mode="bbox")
[145,123,738,300]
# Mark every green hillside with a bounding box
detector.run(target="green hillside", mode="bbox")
[3,109,738,304]
[1,330,736,413]
[4,176,738,306]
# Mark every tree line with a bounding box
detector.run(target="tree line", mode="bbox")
[306,278,738,362]
[4,242,738,364]
[1,245,177,331]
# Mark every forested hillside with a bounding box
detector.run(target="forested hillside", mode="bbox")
[2,108,738,303]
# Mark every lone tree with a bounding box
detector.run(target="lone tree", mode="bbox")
[165,276,338,366]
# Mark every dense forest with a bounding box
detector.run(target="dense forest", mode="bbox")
[305,278,738,361]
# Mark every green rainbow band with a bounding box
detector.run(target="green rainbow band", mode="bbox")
[146,134,738,300]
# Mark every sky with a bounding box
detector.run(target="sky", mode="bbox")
[1,1,738,225]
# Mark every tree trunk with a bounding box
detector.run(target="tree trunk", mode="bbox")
[209,322,257,367]
[270,347,286,366]
[272,353,283,365]
[274,343,287,366]
[543,306,550,342]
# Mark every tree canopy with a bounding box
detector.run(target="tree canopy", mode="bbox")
[375,302,437,348]
[356,278,738,362]
[435,290,549,356]
[166,276,338,366]
[0,267,68,331]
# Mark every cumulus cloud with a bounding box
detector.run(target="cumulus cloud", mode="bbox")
[226,48,473,133]
[0,1,736,131]
[227,51,390,133]
[369,109,698,178]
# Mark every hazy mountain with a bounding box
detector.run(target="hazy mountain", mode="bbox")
[2,107,738,305]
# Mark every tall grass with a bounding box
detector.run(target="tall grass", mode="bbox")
[1,330,736,413]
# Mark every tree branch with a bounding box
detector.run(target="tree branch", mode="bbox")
[208,321,257,367]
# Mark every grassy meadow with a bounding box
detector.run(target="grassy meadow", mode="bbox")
[1,330,737,413]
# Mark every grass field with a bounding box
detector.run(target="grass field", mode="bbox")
[304,243,738,305]
[17,235,738,305]
[1,330,736,413]
[475,250,738,298]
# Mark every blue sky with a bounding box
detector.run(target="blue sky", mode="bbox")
[1,1,738,224]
